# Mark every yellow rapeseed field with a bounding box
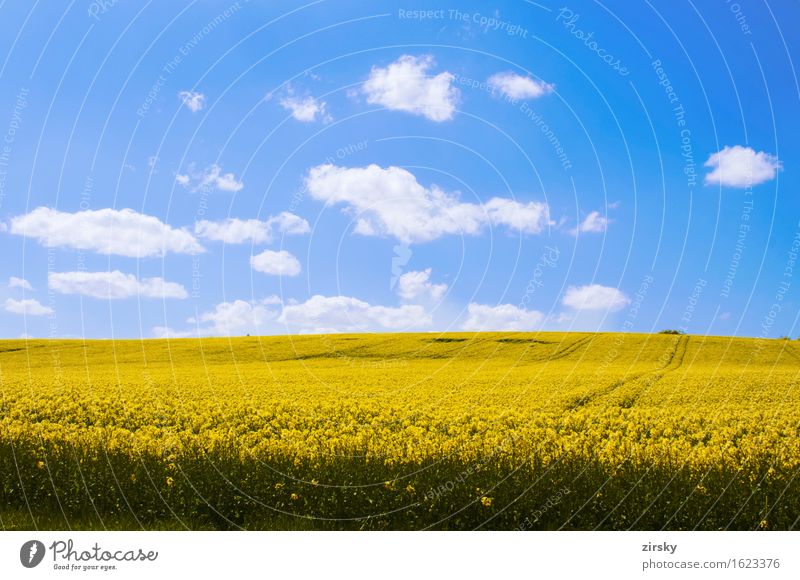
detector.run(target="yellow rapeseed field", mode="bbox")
[1,332,798,530]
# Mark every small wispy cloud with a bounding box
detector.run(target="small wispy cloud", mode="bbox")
[277,84,331,123]
[176,163,244,193]
[570,211,609,235]
[487,72,554,100]
[178,90,205,112]
[8,276,33,290]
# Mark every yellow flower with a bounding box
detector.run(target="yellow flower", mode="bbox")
[406,485,415,494]
[274,482,285,491]
[290,493,299,501]
[166,476,174,486]
[480,496,493,508]
[36,461,45,470]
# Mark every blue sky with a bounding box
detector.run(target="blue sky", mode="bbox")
[0,0,798,338]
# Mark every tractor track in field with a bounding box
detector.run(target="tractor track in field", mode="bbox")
[544,335,595,363]
[779,342,800,364]
[613,334,690,408]
[566,335,690,410]
[660,334,690,374]
[285,336,402,362]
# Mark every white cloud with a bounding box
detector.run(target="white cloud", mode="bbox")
[268,211,311,236]
[195,218,270,244]
[362,55,459,122]
[159,294,430,336]
[9,207,203,257]
[278,294,430,333]
[187,297,280,336]
[153,326,196,339]
[4,298,53,316]
[48,271,188,300]
[571,211,608,235]
[305,163,550,243]
[178,90,205,112]
[487,72,554,100]
[562,284,629,312]
[279,94,331,123]
[250,249,302,276]
[195,212,310,244]
[461,303,544,331]
[397,268,447,301]
[704,145,781,188]
[8,276,33,290]
[176,163,244,193]
[483,197,551,234]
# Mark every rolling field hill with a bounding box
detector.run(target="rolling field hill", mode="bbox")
[1,332,798,530]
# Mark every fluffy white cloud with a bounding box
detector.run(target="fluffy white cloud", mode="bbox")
[48,271,188,300]
[483,197,551,234]
[9,207,203,257]
[397,268,447,301]
[156,296,282,337]
[278,294,430,333]
[305,163,550,243]
[8,276,33,290]
[250,249,302,276]
[195,212,310,244]
[461,303,544,331]
[562,284,629,312]
[487,72,554,100]
[362,55,459,122]
[4,298,53,316]
[269,211,311,236]
[280,94,331,123]
[178,90,205,112]
[158,294,429,336]
[176,163,244,193]
[187,297,281,336]
[704,145,781,188]
[571,211,608,235]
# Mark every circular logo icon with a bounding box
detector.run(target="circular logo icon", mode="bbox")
[20,540,46,568]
